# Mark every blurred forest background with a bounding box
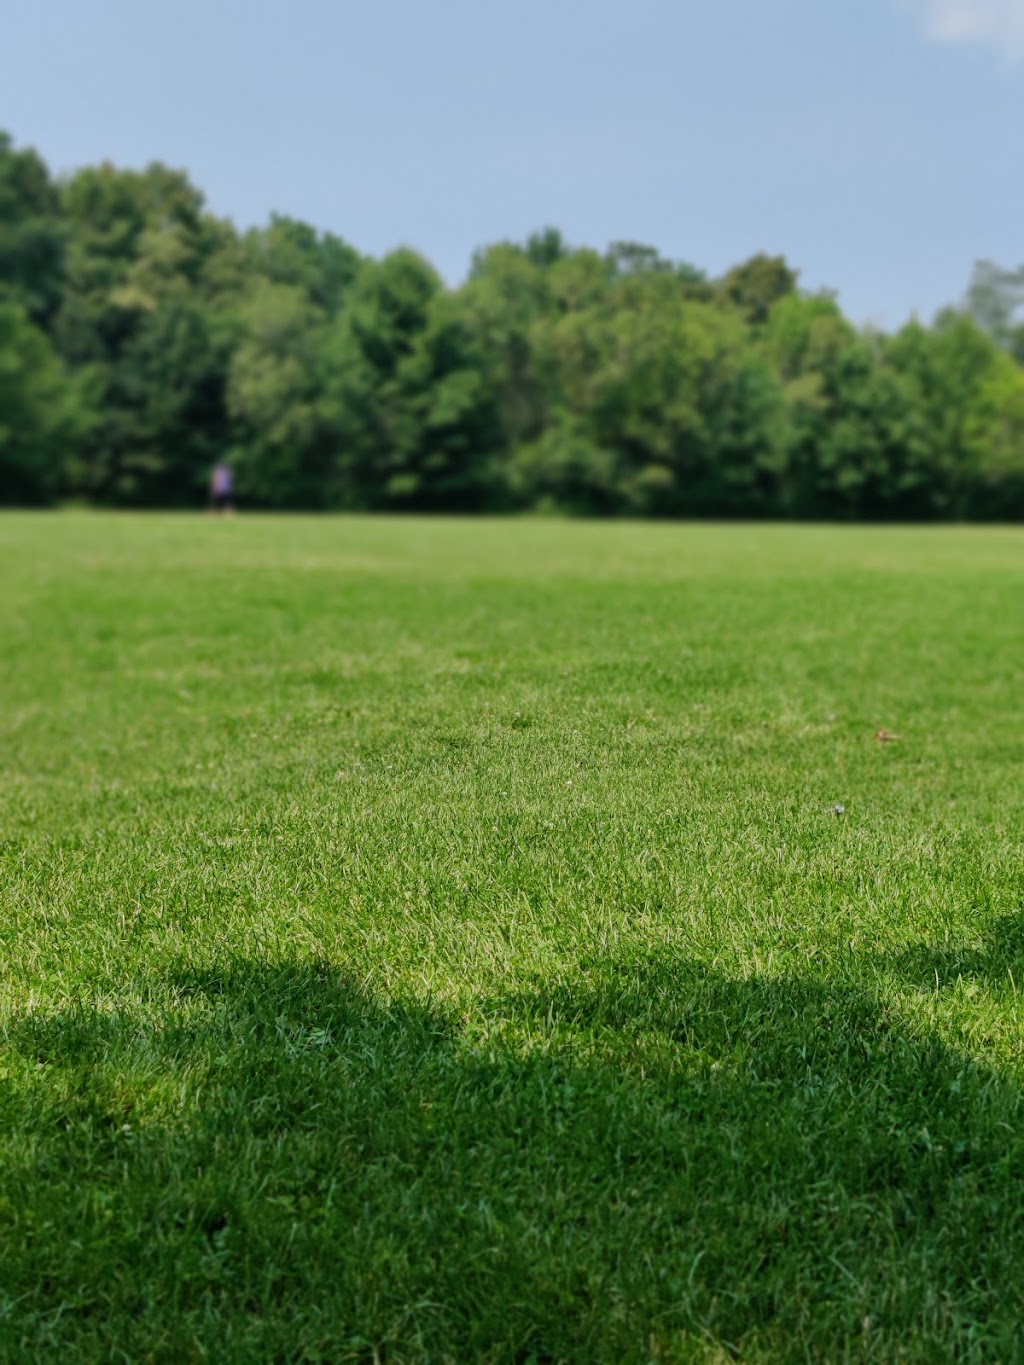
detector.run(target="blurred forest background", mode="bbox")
[2,131,1023,518]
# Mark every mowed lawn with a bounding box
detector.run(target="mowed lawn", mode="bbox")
[2,513,1024,1363]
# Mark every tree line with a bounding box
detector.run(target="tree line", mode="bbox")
[2,130,1023,518]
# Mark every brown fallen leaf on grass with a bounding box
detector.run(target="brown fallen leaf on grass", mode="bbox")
[875,728,901,743]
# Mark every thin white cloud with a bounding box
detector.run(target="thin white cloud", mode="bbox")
[903,0,1024,57]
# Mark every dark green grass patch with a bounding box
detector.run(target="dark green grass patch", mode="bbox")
[2,514,1024,1361]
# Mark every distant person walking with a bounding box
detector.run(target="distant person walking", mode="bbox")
[209,460,235,515]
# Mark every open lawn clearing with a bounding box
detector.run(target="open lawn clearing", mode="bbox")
[2,514,1024,1361]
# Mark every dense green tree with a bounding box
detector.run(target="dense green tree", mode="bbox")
[226,282,340,507]
[767,295,943,518]
[56,163,208,360]
[533,277,788,515]
[0,134,64,329]
[0,303,83,504]
[960,349,1024,517]
[508,414,622,514]
[55,162,240,503]
[387,292,505,509]
[326,251,504,509]
[221,225,363,507]
[886,312,1012,516]
[244,216,361,317]
[460,244,551,455]
[524,226,570,270]
[721,254,799,326]
[67,295,232,505]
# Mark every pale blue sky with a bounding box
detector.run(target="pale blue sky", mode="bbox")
[3,0,1022,328]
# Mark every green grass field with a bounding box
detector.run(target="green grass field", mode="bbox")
[2,514,1024,1362]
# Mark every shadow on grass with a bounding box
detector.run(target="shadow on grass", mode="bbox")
[880,911,1024,993]
[3,931,1024,1362]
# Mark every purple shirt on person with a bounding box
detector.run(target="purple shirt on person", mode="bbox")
[212,463,233,496]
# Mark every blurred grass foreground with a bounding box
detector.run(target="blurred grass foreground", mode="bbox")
[2,513,1024,1360]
